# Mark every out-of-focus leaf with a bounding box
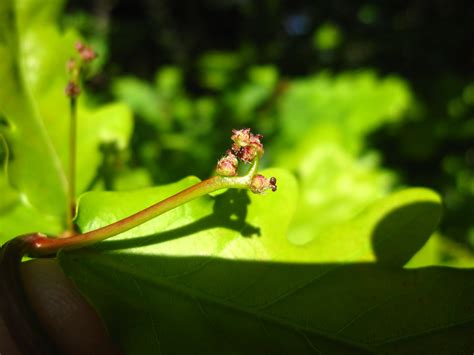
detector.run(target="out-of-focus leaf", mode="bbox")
[281,127,395,245]
[114,67,192,133]
[0,170,63,243]
[407,233,474,268]
[313,23,342,51]
[112,77,160,125]
[198,51,242,90]
[0,0,69,219]
[0,0,132,236]
[155,66,183,96]
[225,66,278,123]
[276,71,411,153]
[0,199,63,244]
[274,71,412,244]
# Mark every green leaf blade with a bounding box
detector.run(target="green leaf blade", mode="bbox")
[0,0,69,219]
[0,0,133,235]
[59,171,465,354]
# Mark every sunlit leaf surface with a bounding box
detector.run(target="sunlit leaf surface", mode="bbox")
[59,171,472,354]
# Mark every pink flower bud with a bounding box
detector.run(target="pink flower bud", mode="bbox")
[249,133,264,158]
[250,175,277,194]
[79,47,97,63]
[236,145,258,163]
[75,41,86,52]
[230,128,265,162]
[66,58,76,72]
[75,41,97,63]
[216,152,239,176]
[231,128,251,147]
[64,81,81,97]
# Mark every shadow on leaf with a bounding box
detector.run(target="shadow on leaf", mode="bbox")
[94,189,260,252]
[62,188,474,354]
[61,253,474,354]
[371,201,441,267]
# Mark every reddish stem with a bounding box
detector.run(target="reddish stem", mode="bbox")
[26,159,259,257]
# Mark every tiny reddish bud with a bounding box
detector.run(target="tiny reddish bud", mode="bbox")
[67,58,76,72]
[216,152,239,176]
[65,81,81,97]
[231,128,252,148]
[249,133,264,158]
[236,145,258,163]
[75,41,97,63]
[75,41,86,52]
[230,128,265,162]
[231,143,240,154]
[250,174,277,194]
[79,47,97,63]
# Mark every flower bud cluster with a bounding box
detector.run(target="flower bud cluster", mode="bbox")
[215,128,277,194]
[64,42,98,98]
[75,41,98,63]
[64,81,81,98]
[230,128,264,163]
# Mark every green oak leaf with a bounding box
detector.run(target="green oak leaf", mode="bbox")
[0,171,63,243]
[280,126,395,245]
[0,0,132,237]
[0,0,69,219]
[58,171,468,354]
[275,71,411,153]
[273,71,412,245]
[223,66,278,123]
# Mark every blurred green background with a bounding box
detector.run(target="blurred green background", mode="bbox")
[43,1,474,254]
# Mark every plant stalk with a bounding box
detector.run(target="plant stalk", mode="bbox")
[27,159,259,257]
[67,96,77,234]
[0,133,10,182]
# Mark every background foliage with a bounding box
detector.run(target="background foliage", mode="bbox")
[1,0,474,353]
[64,0,474,251]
